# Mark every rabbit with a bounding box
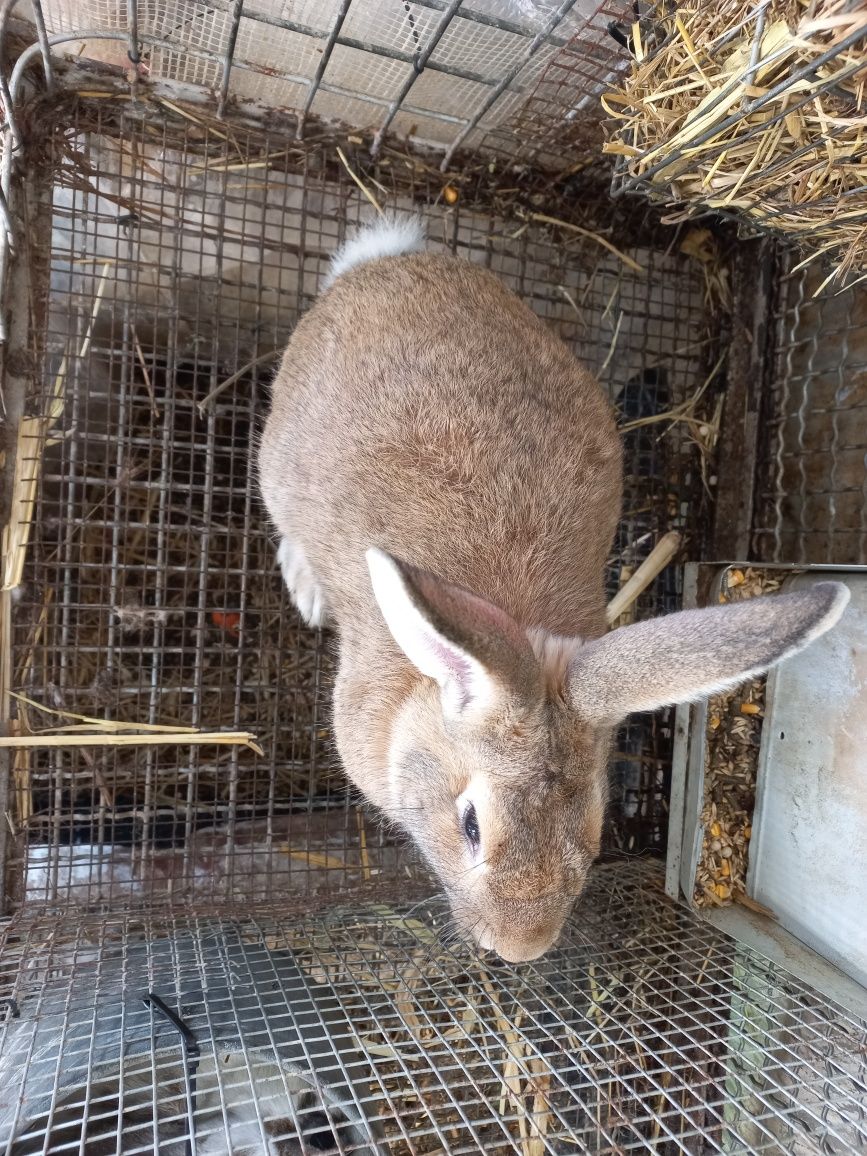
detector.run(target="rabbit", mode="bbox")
[257,216,850,963]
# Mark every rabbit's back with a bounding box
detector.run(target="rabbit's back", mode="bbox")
[259,252,622,638]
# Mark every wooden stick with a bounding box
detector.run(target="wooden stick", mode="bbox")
[606,531,682,625]
[336,146,384,217]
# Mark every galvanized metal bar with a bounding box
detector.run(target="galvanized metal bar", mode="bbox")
[127,0,140,65]
[370,0,465,156]
[28,0,55,90]
[710,238,773,560]
[217,0,245,118]
[296,0,351,140]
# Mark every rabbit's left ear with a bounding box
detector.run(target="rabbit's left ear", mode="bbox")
[566,582,849,725]
[366,548,541,721]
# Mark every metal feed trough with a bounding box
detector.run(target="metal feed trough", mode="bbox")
[0,2,865,1153]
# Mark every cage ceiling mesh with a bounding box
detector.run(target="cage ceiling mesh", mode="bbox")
[31,0,637,168]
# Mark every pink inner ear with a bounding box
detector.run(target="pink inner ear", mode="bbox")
[415,570,526,651]
[428,634,476,710]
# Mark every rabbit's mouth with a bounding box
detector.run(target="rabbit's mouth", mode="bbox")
[449,893,570,963]
[475,925,556,963]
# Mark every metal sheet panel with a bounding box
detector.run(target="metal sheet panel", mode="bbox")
[749,570,867,990]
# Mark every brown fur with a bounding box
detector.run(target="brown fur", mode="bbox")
[259,247,848,962]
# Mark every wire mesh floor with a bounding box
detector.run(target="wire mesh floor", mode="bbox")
[0,862,864,1155]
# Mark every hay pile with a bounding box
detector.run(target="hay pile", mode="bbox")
[604,0,867,286]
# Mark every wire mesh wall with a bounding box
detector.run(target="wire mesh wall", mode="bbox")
[1,862,865,1154]
[32,0,636,170]
[2,99,716,912]
[752,262,867,566]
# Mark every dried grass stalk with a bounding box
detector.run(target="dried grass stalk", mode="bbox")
[0,732,264,754]
[604,0,867,284]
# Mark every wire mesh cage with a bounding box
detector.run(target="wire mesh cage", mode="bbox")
[6,99,715,914]
[0,1,866,1154]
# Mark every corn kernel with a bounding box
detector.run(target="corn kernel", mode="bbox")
[443,184,459,204]
[710,822,722,838]
[727,569,745,588]
[740,703,761,716]
[720,859,731,877]
[744,824,752,840]
[715,883,731,900]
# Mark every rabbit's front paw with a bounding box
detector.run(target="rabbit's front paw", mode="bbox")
[276,538,329,628]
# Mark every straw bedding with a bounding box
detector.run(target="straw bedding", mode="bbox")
[604,0,867,286]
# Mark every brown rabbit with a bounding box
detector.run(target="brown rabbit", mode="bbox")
[258,217,849,962]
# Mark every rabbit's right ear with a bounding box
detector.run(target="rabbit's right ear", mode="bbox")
[366,548,540,722]
[567,582,849,724]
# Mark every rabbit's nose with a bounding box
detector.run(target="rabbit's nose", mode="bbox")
[497,941,548,963]
[490,928,559,963]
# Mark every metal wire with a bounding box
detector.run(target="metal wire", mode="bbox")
[216,0,245,118]
[0,862,865,1154]
[439,0,581,170]
[752,259,867,566]
[21,0,639,161]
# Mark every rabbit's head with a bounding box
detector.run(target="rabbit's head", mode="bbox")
[367,550,849,962]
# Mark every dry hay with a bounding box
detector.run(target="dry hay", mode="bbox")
[694,567,780,910]
[604,0,867,287]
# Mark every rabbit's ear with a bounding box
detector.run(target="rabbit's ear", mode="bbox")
[567,582,849,724]
[366,548,539,720]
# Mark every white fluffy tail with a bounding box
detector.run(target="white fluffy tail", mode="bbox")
[324,215,425,288]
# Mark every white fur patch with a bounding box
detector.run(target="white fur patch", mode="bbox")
[276,538,329,628]
[324,215,425,288]
[526,627,585,694]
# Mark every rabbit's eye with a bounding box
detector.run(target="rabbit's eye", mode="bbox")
[462,803,481,852]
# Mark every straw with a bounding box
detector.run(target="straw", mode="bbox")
[604,0,867,284]
[606,531,682,625]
